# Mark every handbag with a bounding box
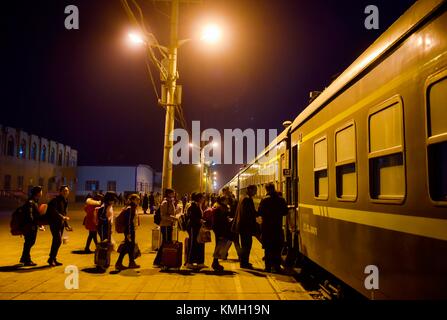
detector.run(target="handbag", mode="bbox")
[117,241,141,259]
[197,225,212,244]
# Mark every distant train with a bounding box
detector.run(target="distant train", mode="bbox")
[221,0,447,299]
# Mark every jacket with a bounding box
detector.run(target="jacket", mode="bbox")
[231,196,258,235]
[22,199,41,233]
[213,204,232,239]
[83,198,101,231]
[47,195,68,226]
[187,202,203,231]
[258,192,288,245]
[159,199,175,227]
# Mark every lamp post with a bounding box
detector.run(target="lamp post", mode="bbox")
[126,7,223,193]
[190,141,218,193]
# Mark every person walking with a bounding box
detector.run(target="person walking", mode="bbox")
[258,184,288,273]
[47,185,71,267]
[232,185,258,269]
[19,186,43,266]
[211,196,232,271]
[153,189,176,267]
[97,192,117,242]
[142,193,149,214]
[185,192,206,269]
[83,193,103,253]
[115,194,141,270]
[222,188,241,261]
[149,192,155,214]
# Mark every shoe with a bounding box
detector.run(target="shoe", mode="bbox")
[196,264,207,269]
[115,263,127,271]
[240,263,253,269]
[128,262,140,269]
[23,261,37,267]
[53,260,63,266]
[153,264,161,268]
[212,262,224,272]
[185,263,195,269]
[84,249,93,254]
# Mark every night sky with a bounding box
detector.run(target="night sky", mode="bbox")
[1,0,416,189]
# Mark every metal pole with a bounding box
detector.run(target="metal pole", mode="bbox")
[161,0,179,192]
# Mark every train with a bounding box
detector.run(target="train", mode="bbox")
[221,0,447,299]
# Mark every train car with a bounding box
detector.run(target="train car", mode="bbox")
[221,0,447,299]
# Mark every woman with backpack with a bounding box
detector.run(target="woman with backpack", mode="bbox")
[115,194,141,270]
[17,186,43,266]
[83,193,103,253]
[97,192,117,242]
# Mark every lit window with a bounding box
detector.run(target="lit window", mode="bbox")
[30,143,37,160]
[314,136,328,199]
[427,75,447,202]
[107,181,117,192]
[335,123,357,200]
[18,140,26,159]
[85,180,99,192]
[368,99,405,201]
[41,146,47,162]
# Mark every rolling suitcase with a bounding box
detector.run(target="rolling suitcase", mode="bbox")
[152,227,161,251]
[95,240,112,270]
[160,241,183,270]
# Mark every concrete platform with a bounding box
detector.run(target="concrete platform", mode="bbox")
[0,204,312,300]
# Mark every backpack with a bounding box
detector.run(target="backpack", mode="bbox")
[10,205,26,236]
[154,206,161,225]
[115,207,128,234]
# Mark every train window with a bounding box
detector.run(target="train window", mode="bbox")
[368,98,405,202]
[427,75,447,203]
[335,122,357,200]
[314,136,328,200]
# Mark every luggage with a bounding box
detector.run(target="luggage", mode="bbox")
[160,241,183,269]
[117,241,141,260]
[95,241,112,270]
[197,225,212,244]
[152,227,161,251]
[154,207,161,225]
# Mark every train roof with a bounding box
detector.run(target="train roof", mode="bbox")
[289,0,445,132]
[222,0,445,189]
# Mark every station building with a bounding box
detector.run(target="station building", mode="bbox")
[76,165,162,200]
[0,125,78,202]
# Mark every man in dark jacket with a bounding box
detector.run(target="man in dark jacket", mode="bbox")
[258,183,288,273]
[149,192,155,214]
[19,186,43,266]
[47,185,71,266]
[142,194,149,214]
[232,185,258,269]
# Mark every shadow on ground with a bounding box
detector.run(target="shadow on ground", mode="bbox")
[0,264,51,273]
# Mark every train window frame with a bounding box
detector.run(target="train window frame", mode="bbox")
[367,95,406,204]
[425,69,447,206]
[313,135,329,201]
[334,121,358,202]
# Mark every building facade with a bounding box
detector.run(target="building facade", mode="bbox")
[76,165,160,200]
[0,125,78,202]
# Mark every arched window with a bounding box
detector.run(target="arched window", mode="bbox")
[50,148,55,164]
[58,151,63,166]
[18,140,26,159]
[41,146,47,162]
[30,143,37,160]
[6,136,14,156]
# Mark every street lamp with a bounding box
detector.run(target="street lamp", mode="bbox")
[126,4,223,193]
[190,141,219,193]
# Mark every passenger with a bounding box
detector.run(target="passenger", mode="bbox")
[142,193,149,215]
[115,194,141,270]
[223,188,241,261]
[211,196,232,271]
[149,191,155,214]
[231,185,258,269]
[185,192,206,269]
[258,183,288,273]
[47,185,71,267]
[97,192,117,242]
[19,186,43,266]
[83,193,103,253]
[153,188,176,267]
